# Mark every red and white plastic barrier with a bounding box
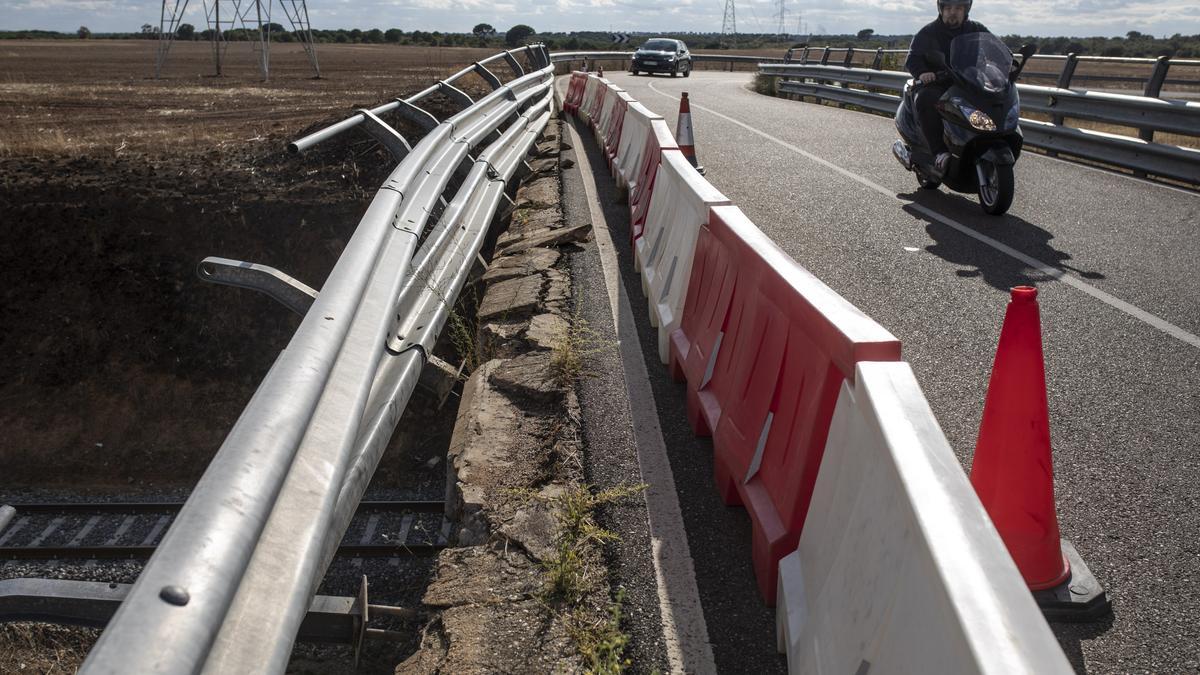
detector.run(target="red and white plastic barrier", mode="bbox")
[636,152,731,364]
[562,71,588,114]
[776,361,1072,674]
[629,119,679,248]
[613,102,661,190]
[556,70,1074,670]
[671,205,901,602]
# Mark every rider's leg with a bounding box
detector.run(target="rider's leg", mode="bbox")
[914,85,948,156]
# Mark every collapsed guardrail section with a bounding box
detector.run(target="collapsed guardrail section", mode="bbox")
[561,68,1075,672]
[758,62,1200,185]
[80,44,555,674]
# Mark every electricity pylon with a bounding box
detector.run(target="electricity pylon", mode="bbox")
[155,0,319,81]
[721,0,737,48]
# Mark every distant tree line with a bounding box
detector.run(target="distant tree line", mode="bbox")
[2,26,1198,57]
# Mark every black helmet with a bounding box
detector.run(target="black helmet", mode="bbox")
[937,0,972,12]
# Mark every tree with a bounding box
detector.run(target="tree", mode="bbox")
[77,25,91,39]
[365,28,384,43]
[140,23,159,38]
[473,23,495,38]
[384,28,402,43]
[856,28,874,40]
[505,24,535,47]
[177,23,195,40]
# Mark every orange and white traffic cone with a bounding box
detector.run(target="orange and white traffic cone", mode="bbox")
[970,286,1110,622]
[676,92,705,175]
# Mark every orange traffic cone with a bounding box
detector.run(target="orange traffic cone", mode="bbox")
[676,92,705,175]
[970,286,1110,621]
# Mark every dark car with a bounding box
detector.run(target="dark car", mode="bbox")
[630,38,692,77]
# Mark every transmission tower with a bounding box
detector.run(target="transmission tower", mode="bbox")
[775,0,787,36]
[154,0,319,81]
[720,0,737,48]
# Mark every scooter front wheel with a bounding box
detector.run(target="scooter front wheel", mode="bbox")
[977,160,1014,215]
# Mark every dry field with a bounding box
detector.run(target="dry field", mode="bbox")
[0,41,507,489]
[0,40,500,156]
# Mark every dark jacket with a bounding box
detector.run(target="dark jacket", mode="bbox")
[904,17,990,77]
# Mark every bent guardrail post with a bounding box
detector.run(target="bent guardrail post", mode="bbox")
[197,257,318,316]
[473,62,502,90]
[355,109,412,161]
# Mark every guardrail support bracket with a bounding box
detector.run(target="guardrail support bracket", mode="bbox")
[472,62,502,90]
[395,99,441,133]
[503,51,525,78]
[438,81,475,110]
[197,256,318,317]
[356,109,412,161]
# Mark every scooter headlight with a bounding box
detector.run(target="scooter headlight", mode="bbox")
[961,105,997,131]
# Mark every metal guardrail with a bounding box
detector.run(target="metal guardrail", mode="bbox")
[759,63,1200,184]
[783,45,1200,93]
[80,44,555,674]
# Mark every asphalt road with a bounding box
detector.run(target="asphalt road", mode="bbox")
[566,71,1200,673]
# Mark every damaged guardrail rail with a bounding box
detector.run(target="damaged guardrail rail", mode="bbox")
[80,44,554,674]
[758,62,1200,184]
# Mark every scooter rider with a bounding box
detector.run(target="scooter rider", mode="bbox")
[904,0,990,176]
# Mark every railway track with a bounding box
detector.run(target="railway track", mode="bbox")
[0,499,449,561]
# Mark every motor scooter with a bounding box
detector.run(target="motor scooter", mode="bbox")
[893,34,1036,215]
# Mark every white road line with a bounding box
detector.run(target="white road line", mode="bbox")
[566,118,718,675]
[646,81,1200,350]
[640,73,1200,198]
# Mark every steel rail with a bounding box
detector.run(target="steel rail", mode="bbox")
[289,44,550,154]
[760,62,1200,184]
[0,542,445,561]
[80,51,556,674]
[197,71,554,675]
[0,500,444,515]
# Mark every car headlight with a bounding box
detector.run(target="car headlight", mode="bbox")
[957,103,996,131]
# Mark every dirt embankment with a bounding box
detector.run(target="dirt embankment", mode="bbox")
[0,41,508,488]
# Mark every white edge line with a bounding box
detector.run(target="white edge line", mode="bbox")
[566,117,719,675]
[644,80,1200,350]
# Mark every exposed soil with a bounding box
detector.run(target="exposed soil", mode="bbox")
[0,41,522,489]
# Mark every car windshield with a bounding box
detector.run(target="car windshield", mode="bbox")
[949,33,1012,93]
[641,40,676,52]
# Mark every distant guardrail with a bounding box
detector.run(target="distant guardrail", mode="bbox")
[785,46,1200,91]
[759,62,1200,184]
[81,44,556,675]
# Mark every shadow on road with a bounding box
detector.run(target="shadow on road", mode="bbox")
[898,189,1106,292]
[1050,613,1116,674]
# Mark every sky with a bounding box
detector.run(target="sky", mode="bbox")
[1,0,1198,39]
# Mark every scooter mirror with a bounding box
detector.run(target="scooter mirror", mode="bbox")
[1019,44,1038,59]
[928,51,948,69]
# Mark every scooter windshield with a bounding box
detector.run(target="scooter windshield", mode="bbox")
[949,33,1012,94]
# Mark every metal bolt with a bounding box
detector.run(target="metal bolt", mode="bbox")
[159,585,190,606]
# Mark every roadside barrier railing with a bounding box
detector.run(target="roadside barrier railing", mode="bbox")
[785,45,1200,91]
[80,45,554,674]
[758,62,1200,184]
[559,67,1075,673]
